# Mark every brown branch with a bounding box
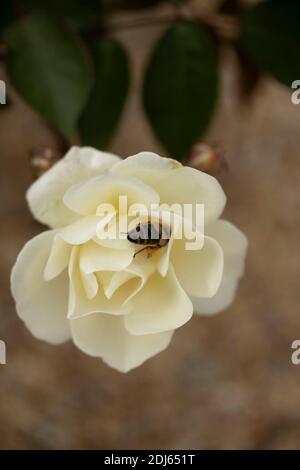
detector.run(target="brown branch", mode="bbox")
[200,12,239,40]
[106,11,181,33]
[104,10,239,40]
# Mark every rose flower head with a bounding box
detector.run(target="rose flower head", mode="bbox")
[11,148,247,372]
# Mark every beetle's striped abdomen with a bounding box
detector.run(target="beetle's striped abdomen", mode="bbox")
[127,222,169,246]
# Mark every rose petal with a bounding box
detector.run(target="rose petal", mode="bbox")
[191,275,240,315]
[192,220,248,315]
[98,271,136,299]
[11,230,70,344]
[125,265,193,335]
[81,271,99,300]
[71,313,174,372]
[155,212,204,277]
[94,214,135,251]
[68,247,132,319]
[80,241,134,273]
[112,152,225,224]
[204,220,248,277]
[63,174,160,216]
[27,146,120,228]
[111,151,181,184]
[98,253,156,301]
[156,167,226,224]
[171,235,223,298]
[59,216,102,245]
[44,235,71,281]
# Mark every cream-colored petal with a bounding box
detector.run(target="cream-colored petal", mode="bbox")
[11,230,70,344]
[63,174,160,216]
[205,220,248,277]
[191,274,239,315]
[44,235,71,280]
[98,271,136,299]
[125,265,193,335]
[171,235,223,298]
[112,153,225,224]
[59,216,101,245]
[111,151,181,185]
[157,167,226,224]
[96,270,144,305]
[97,253,156,302]
[154,212,204,277]
[80,241,134,273]
[95,271,114,295]
[68,247,131,319]
[193,220,248,315]
[125,252,156,282]
[94,214,138,251]
[81,271,98,300]
[71,313,174,373]
[27,146,120,228]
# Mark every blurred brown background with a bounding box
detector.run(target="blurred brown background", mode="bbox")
[1,0,300,450]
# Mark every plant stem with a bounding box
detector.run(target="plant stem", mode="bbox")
[106,11,181,32]
[105,9,239,40]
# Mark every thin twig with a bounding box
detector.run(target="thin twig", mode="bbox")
[105,10,239,40]
[200,12,240,40]
[106,11,181,32]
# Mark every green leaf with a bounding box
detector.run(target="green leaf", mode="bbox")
[0,1,14,34]
[143,21,218,161]
[103,0,162,11]
[17,0,103,32]
[79,39,130,149]
[239,0,300,87]
[4,14,93,138]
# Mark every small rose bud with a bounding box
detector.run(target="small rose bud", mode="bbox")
[187,143,228,176]
[29,147,62,179]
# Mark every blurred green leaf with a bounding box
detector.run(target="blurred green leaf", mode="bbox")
[17,0,103,32]
[0,1,14,35]
[27,0,103,32]
[4,14,93,138]
[79,39,129,148]
[143,21,218,160]
[103,0,162,11]
[239,0,300,87]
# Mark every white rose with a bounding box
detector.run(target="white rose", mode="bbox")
[11,147,247,372]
